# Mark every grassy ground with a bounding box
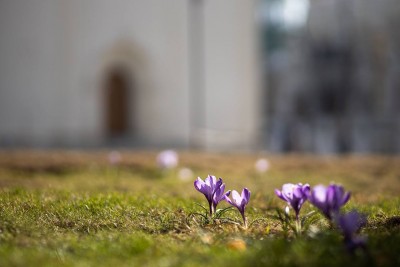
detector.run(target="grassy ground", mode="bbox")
[0,150,399,266]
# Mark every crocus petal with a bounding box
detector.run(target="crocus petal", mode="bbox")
[302,184,311,196]
[213,183,231,209]
[194,177,205,191]
[219,183,225,193]
[314,185,328,202]
[195,177,212,199]
[214,183,225,198]
[242,188,250,205]
[225,194,233,205]
[215,190,231,206]
[341,191,351,206]
[215,178,223,191]
[282,184,295,199]
[293,186,304,199]
[231,190,242,206]
[204,175,214,188]
[275,189,287,202]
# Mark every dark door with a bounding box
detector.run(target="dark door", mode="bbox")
[105,69,129,137]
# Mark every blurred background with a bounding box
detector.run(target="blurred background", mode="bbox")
[260,0,400,154]
[0,0,399,154]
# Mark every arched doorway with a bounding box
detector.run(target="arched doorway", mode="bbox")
[104,67,131,137]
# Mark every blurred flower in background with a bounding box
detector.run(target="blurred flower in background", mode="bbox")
[156,150,178,169]
[108,150,122,165]
[255,158,270,173]
[308,184,351,220]
[178,167,194,181]
[338,210,367,252]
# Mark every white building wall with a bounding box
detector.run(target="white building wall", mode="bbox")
[61,0,190,147]
[0,0,67,146]
[0,0,191,147]
[0,0,261,150]
[202,0,261,150]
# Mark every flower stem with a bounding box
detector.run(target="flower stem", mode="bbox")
[295,214,301,235]
[241,213,248,229]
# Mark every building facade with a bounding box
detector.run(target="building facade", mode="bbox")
[0,0,261,150]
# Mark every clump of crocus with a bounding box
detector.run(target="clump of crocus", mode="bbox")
[308,184,350,221]
[156,150,178,169]
[225,188,251,228]
[194,175,230,216]
[275,183,310,233]
[338,210,367,252]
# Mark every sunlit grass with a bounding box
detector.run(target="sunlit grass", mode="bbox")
[0,150,399,266]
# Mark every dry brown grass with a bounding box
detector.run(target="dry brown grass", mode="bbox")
[0,149,399,202]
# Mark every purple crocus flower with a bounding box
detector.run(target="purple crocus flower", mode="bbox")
[225,188,251,227]
[194,175,230,216]
[338,210,367,252]
[275,183,310,220]
[308,184,351,220]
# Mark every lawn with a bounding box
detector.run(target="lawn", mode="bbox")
[0,150,399,266]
